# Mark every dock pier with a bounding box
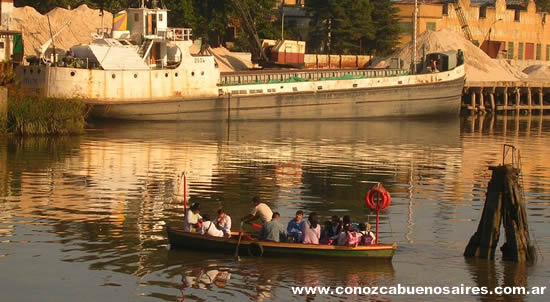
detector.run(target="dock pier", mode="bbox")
[463,81,550,114]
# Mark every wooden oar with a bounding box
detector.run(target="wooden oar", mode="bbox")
[234,221,244,261]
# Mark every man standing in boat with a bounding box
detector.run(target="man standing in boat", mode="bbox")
[241,196,273,224]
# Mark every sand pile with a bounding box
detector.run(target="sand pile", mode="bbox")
[11,4,113,58]
[374,29,521,83]
[522,65,550,81]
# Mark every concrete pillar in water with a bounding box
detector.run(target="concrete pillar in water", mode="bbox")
[490,90,495,111]
[471,91,477,112]
[504,88,509,108]
[515,88,521,112]
[539,88,544,109]
[0,87,7,130]
[479,88,485,112]
[527,87,532,111]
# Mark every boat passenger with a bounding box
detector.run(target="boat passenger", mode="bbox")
[301,212,321,244]
[200,215,225,237]
[184,202,202,232]
[259,212,287,242]
[215,208,232,237]
[241,196,273,224]
[358,223,376,245]
[336,215,352,246]
[326,215,343,238]
[287,210,305,242]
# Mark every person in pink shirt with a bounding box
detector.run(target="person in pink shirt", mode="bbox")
[301,212,321,244]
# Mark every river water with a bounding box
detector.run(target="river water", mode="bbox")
[0,115,549,301]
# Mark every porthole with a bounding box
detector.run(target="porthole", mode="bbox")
[175,72,179,77]
[201,71,204,76]
[191,71,195,76]
[134,74,138,78]
[112,74,116,79]
[70,71,76,77]
[165,73,169,78]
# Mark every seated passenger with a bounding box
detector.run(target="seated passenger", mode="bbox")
[301,212,321,244]
[215,209,232,237]
[325,215,343,240]
[336,215,353,246]
[259,212,287,242]
[200,214,224,237]
[184,202,202,232]
[287,210,305,242]
[358,223,376,245]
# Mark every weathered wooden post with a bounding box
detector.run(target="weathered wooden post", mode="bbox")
[464,145,536,262]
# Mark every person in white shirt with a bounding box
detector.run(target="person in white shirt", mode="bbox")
[201,215,225,237]
[215,209,232,237]
[184,203,202,232]
[241,196,273,224]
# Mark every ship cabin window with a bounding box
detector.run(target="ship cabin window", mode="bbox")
[134,13,139,22]
[508,42,514,59]
[514,10,520,22]
[159,14,163,21]
[0,42,4,49]
[547,45,550,61]
[536,44,542,60]
[426,22,436,31]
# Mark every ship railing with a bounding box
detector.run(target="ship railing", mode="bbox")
[220,69,409,86]
[163,28,193,41]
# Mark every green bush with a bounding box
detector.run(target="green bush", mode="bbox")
[7,92,88,136]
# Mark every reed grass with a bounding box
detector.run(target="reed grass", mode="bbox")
[7,92,88,136]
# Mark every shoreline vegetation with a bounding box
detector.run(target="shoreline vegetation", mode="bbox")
[7,92,88,136]
[1,62,87,136]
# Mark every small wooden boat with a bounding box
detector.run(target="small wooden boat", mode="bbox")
[167,226,397,259]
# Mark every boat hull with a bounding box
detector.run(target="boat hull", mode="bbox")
[91,76,464,121]
[167,226,396,259]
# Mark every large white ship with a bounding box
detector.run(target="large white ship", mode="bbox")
[16,3,465,121]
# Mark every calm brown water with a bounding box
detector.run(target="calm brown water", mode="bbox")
[0,115,549,301]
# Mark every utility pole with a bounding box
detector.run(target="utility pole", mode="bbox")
[281,13,284,40]
[412,0,418,74]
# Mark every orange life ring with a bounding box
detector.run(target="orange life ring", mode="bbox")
[365,186,391,211]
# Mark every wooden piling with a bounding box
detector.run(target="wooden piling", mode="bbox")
[465,145,535,262]
[539,88,544,110]
[471,92,476,112]
[464,162,536,262]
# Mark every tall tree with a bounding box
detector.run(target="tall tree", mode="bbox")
[536,0,550,12]
[306,0,375,54]
[364,0,400,56]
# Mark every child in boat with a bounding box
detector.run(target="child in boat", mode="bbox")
[215,209,232,237]
[287,210,305,242]
[200,215,224,237]
[259,212,287,242]
[302,212,321,244]
[358,223,376,245]
[184,202,202,232]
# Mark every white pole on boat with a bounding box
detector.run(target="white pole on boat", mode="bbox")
[412,0,418,74]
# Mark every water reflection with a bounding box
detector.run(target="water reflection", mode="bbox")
[0,116,549,301]
[465,258,528,302]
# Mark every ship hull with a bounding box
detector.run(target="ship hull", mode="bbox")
[90,76,465,121]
